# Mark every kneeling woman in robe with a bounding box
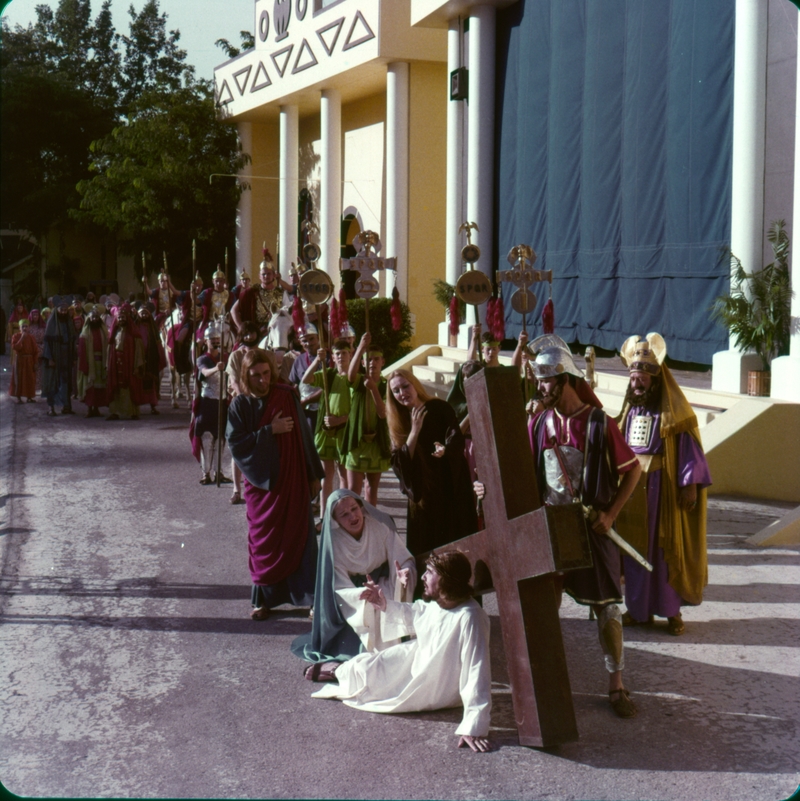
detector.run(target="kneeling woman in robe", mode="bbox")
[227,348,324,620]
[292,488,416,668]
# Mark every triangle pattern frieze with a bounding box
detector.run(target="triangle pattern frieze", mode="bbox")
[216,79,234,106]
[271,44,294,78]
[292,38,318,74]
[250,61,272,92]
[233,65,252,96]
[343,10,375,51]
[316,17,345,57]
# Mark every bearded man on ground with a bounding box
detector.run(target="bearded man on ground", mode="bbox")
[309,550,492,753]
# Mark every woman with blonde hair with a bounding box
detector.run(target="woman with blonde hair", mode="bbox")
[385,369,477,555]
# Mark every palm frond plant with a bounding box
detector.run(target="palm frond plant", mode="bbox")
[432,278,465,321]
[711,220,793,372]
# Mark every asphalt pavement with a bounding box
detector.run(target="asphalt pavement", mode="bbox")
[0,352,798,801]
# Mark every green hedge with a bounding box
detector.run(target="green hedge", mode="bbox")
[343,298,413,367]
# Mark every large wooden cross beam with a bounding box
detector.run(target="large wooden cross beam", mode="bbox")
[423,367,592,748]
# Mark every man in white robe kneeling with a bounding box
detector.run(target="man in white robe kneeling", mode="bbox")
[311,550,493,752]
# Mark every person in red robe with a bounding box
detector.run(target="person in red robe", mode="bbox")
[9,319,39,403]
[106,303,144,421]
[5,299,27,349]
[77,304,109,417]
[227,348,324,620]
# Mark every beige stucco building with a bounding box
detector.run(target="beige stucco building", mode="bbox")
[214,0,452,347]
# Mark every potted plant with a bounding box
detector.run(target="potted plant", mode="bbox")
[711,220,793,396]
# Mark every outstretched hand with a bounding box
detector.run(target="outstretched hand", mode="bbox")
[359,576,387,611]
[432,442,445,459]
[457,735,493,753]
[271,410,294,434]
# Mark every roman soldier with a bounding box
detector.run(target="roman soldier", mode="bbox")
[230,249,294,337]
[230,269,251,303]
[143,271,179,329]
[198,268,234,337]
[189,322,231,484]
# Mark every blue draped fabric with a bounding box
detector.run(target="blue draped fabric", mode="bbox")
[494,0,734,364]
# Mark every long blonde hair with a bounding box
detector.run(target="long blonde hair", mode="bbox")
[385,368,433,448]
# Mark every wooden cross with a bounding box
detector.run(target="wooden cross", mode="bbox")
[423,367,592,747]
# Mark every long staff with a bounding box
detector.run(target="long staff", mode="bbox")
[216,314,227,487]
[189,243,199,399]
[316,303,331,424]
[362,296,376,440]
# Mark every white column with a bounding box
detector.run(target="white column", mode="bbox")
[770,30,800,403]
[386,62,409,303]
[446,19,464,289]
[236,122,254,279]
[279,105,299,278]
[711,0,768,393]
[466,4,496,331]
[442,18,465,346]
[320,88,342,286]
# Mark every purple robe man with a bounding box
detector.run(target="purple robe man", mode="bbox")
[616,334,712,637]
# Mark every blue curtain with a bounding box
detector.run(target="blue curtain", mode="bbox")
[494,0,734,364]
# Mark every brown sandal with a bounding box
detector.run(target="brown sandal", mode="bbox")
[667,614,685,636]
[304,661,339,682]
[622,611,653,627]
[250,607,270,621]
[609,687,637,718]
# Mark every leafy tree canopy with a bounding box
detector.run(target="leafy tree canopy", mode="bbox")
[77,83,249,281]
[1,0,243,280]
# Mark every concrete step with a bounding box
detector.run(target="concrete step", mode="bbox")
[427,355,462,374]
[412,364,457,389]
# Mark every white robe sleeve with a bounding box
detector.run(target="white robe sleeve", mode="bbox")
[454,606,492,737]
[380,598,418,642]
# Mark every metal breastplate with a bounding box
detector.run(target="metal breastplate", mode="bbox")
[543,445,584,506]
[255,288,282,323]
[211,290,229,317]
[628,414,654,448]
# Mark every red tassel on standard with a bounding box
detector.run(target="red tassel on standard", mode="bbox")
[449,293,460,337]
[391,286,403,332]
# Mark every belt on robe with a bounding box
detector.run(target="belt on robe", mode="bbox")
[349,560,390,587]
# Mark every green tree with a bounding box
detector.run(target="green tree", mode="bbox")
[76,83,249,283]
[215,30,255,59]
[119,0,192,109]
[0,8,114,236]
